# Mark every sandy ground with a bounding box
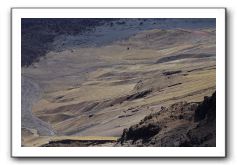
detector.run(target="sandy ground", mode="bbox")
[21,26,216,146]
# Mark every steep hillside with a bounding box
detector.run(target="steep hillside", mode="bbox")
[21,19,216,147]
[117,91,216,147]
[21,18,215,66]
[21,18,116,66]
[35,92,216,147]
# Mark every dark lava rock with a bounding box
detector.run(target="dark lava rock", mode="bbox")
[194,91,216,122]
[117,91,216,147]
[120,123,161,144]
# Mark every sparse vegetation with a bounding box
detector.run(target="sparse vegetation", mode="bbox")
[21,19,216,147]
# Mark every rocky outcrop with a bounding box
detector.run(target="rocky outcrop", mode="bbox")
[194,91,216,122]
[117,91,216,147]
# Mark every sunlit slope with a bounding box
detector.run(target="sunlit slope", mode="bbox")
[22,28,216,145]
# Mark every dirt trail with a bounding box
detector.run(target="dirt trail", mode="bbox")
[21,76,55,136]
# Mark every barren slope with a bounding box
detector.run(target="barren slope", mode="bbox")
[21,27,216,146]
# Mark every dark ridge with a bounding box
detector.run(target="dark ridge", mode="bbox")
[41,139,117,147]
[163,70,182,76]
[21,18,116,66]
[156,53,215,64]
[118,114,134,119]
[168,82,182,87]
[117,91,216,147]
[187,66,216,73]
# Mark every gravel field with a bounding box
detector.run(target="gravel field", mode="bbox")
[21,76,55,136]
